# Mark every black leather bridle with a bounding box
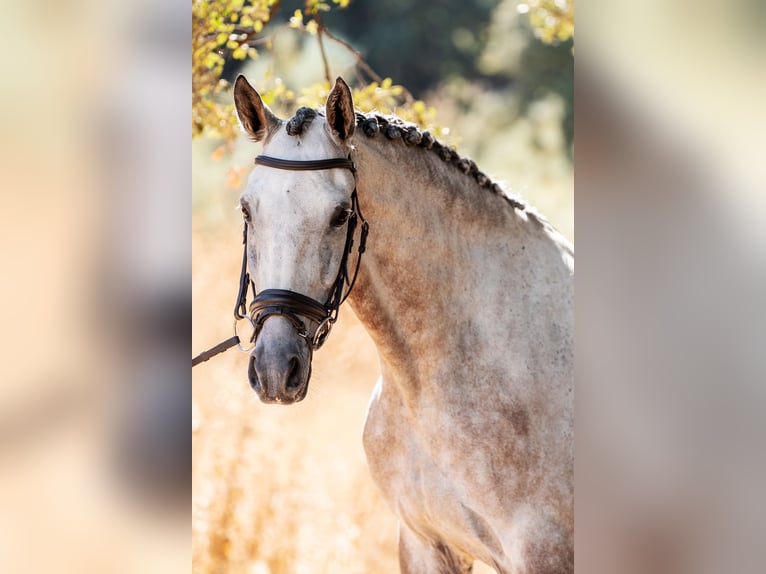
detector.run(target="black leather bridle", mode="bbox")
[192,154,368,367]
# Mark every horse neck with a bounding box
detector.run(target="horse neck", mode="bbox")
[347,135,568,391]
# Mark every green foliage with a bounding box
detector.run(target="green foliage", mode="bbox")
[192,0,280,141]
[193,0,574,196]
[192,0,438,146]
[480,0,573,152]
[326,0,499,96]
[518,0,574,45]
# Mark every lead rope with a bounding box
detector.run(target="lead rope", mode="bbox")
[192,222,253,367]
[191,335,241,367]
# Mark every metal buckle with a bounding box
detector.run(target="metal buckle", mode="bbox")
[233,316,256,352]
[312,316,334,349]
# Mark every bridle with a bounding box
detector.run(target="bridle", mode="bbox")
[192,153,368,367]
[244,154,368,349]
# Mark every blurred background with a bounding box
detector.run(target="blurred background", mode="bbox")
[576,1,766,573]
[0,0,190,572]
[192,1,572,572]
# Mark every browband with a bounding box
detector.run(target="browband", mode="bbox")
[255,155,355,172]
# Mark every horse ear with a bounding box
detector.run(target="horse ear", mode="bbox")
[325,77,355,142]
[233,75,279,142]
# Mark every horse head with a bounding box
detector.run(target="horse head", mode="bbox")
[233,75,361,404]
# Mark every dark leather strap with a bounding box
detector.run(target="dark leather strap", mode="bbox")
[250,288,330,325]
[192,336,240,367]
[255,155,355,172]
[234,222,250,320]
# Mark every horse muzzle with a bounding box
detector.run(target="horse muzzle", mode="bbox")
[248,318,312,404]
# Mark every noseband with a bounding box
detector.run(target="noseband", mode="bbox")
[236,154,368,351]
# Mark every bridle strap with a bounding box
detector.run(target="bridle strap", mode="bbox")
[250,288,330,327]
[254,155,355,172]
[234,222,250,320]
[339,190,368,305]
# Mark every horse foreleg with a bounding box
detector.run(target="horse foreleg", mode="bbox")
[398,523,474,574]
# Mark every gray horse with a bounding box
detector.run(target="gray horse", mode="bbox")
[233,75,573,574]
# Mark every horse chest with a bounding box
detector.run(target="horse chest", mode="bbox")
[363,379,502,558]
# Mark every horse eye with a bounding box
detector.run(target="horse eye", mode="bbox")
[331,207,351,228]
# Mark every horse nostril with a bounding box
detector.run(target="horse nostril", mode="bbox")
[248,354,260,389]
[285,356,301,390]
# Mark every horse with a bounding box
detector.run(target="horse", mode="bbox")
[232,75,574,574]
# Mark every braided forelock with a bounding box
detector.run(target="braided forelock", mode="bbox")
[285,107,317,136]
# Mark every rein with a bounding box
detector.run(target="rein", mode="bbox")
[192,154,368,368]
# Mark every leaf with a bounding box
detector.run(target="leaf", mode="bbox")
[289,9,303,28]
[211,145,226,162]
[226,166,245,190]
[203,52,223,70]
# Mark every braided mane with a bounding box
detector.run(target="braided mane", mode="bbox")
[284,107,548,219]
[352,111,527,212]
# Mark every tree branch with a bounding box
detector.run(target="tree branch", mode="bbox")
[316,19,332,85]
[320,27,382,84]
[320,27,416,103]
